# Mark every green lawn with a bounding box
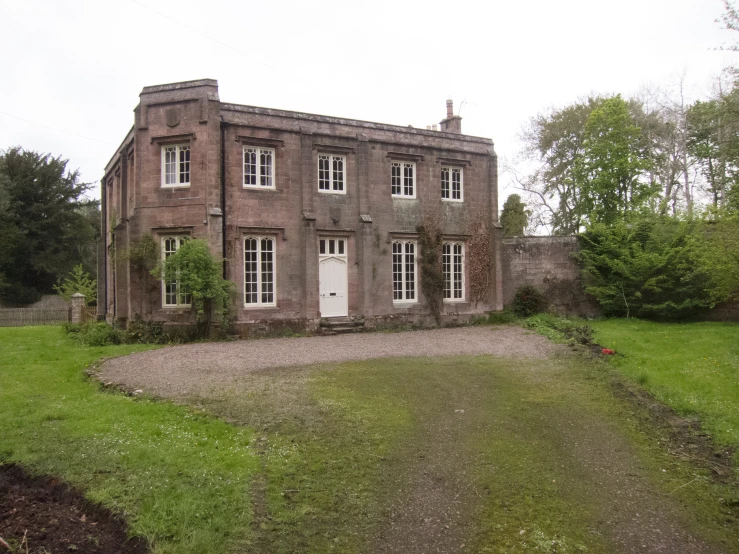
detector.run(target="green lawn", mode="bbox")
[591,319,739,453]
[0,327,260,554]
[2,325,738,553]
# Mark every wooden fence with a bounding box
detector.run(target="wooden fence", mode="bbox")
[0,305,98,327]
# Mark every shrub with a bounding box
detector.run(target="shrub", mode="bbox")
[125,314,164,344]
[512,285,547,317]
[76,322,125,346]
[53,264,97,305]
[162,326,201,344]
[523,313,594,346]
[154,239,236,337]
[64,317,202,346]
[485,310,519,324]
[577,216,716,320]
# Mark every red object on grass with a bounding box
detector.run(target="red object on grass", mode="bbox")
[601,348,615,355]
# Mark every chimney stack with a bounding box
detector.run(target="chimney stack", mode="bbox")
[440,99,462,134]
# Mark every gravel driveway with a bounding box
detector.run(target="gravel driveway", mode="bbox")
[100,326,561,397]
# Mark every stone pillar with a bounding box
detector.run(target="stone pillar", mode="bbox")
[70,293,86,324]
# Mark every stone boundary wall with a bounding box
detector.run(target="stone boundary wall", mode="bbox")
[501,236,599,317]
[704,300,739,322]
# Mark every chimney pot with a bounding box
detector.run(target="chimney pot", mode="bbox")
[446,99,454,118]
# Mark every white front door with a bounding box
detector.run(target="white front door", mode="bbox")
[319,238,348,317]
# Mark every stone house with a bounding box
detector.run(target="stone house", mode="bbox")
[100,79,503,333]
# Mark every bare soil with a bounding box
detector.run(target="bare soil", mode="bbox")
[0,464,148,554]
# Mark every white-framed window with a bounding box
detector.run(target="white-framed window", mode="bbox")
[318,154,346,194]
[161,144,191,187]
[391,161,415,198]
[392,240,417,303]
[243,147,275,189]
[244,236,276,306]
[441,166,463,201]
[161,236,191,307]
[319,237,346,257]
[442,241,464,301]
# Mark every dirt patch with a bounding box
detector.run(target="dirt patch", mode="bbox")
[610,378,736,482]
[371,404,475,554]
[0,464,147,554]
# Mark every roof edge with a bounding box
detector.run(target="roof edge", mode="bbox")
[141,79,218,95]
[220,103,494,145]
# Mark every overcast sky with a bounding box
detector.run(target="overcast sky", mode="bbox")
[1,0,736,206]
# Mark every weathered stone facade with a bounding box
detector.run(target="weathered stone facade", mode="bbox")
[501,236,598,317]
[101,79,503,331]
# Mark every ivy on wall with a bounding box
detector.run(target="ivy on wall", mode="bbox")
[466,210,493,306]
[417,209,444,325]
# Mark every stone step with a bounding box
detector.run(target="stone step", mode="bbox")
[329,326,363,334]
[319,317,365,334]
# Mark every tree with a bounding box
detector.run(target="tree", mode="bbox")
[719,0,739,51]
[0,147,97,305]
[155,239,235,336]
[500,194,529,236]
[573,96,657,226]
[687,77,739,210]
[515,97,604,234]
[53,264,97,305]
[692,210,739,304]
[577,216,715,320]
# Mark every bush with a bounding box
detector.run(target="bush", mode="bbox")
[75,322,125,346]
[523,313,594,346]
[155,239,236,337]
[125,314,164,344]
[64,316,202,346]
[485,310,519,324]
[53,264,97,305]
[577,216,721,320]
[512,285,547,317]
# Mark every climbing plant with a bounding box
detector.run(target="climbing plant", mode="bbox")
[123,234,160,316]
[417,210,444,325]
[466,210,493,306]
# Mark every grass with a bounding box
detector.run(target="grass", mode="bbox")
[2,324,739,553]
[591,319,739,453]
[192,352,739,553]
[0,327,260,554]
[193,356,613,552]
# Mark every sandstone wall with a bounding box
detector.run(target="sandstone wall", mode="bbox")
[501,236,598,316]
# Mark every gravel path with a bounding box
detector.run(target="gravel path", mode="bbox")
[100,326,561,397]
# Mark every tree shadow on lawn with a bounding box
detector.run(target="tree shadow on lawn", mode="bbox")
[184,354,739,554]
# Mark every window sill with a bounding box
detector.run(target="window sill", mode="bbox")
[318,189,346,195]
[442,198,464,203]
[391,195,417,200]
[161,184,191,189]
[243,304,278,310]
[243,186,278,192]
